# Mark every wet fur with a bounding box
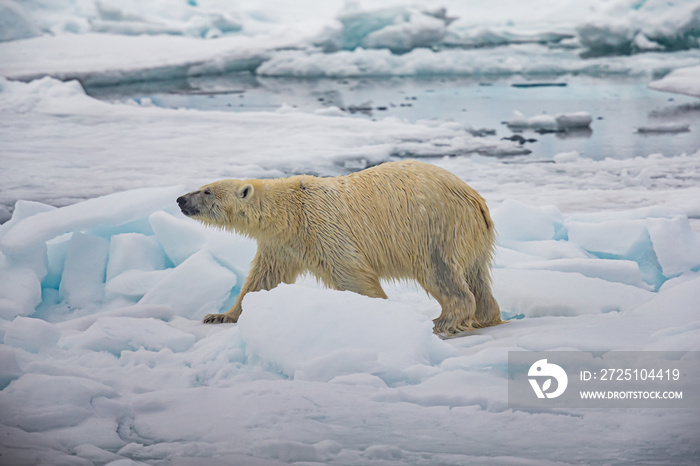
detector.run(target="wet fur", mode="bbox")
[178,160,503,334]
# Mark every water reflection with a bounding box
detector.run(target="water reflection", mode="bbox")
[86,74,699,161]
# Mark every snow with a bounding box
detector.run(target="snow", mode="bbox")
[238,285,456,383]
[649,65,700,98]
[1,0,700,464]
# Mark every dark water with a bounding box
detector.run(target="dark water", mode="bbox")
[88,74,700,161]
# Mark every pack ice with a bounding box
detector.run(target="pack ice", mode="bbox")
[1,185,699,464]
[1,0,700,462]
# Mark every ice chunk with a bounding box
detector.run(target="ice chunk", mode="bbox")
[149,212,204,267]
[492,200,563,242]
[0,204,49,282]
[0,234,46,318]
[494,246,543,267]
[636,123,690,134]
[649,65,700,98]
[501,240,588,261]
[337,6,448,53]
[0,252,43,319]
[57,303,175,333]
[493,268,653,318]
[72,445,123,465]
[0,0,41,42]
[0,186,185,252]
[106,233,168,281]
[105,269,172,301]
[647,216,700,277]
[577,3,700,57]
[59,232,109,309]
[577,19,634,56]
[391,133,530,158]
[507,111,591,131]
[4,316,61,353]
[567,206,683,223]
[0,205,10,224]
[43,235,70,290]
[511,258,648,288]
[0,350,21,389]
[256,44,700,79]
[0,200,55,237]
[237,284,456,383]
[364,445,404,461]
[446,29,574,49]
[1,0,244,39]
[566,219,649,258]
[555,112,592,129]
[251,439,341,463]
[360,10,446,54]
[90,1,242,38]
[201,231,256,277]
[61,316,195,355]
[387,370,506,410]
[0,373,117,432]
[0,299,25,321]
[632,33,664,52]
[506,111,557,131]
[139,250,236,320]
[553,151,580,163]
[626,276,700,351]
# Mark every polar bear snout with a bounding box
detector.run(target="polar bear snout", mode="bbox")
[177,193,201,217]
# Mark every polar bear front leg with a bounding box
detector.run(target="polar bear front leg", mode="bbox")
[202,245,300,324]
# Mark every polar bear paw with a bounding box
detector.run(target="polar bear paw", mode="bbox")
[202,313,237,324]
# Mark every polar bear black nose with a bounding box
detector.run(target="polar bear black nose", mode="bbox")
[177,194,200,216]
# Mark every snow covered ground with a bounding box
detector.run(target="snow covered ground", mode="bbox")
[1,0,700,464]
[1,168,699,465]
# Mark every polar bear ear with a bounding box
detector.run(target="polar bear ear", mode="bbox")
[238,184,254,199]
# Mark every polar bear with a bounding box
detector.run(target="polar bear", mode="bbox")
[177,160,502,334]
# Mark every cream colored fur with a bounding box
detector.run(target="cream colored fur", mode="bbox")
[179,160,502,334]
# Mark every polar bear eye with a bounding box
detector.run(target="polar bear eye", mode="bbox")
[203,189,212,196]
